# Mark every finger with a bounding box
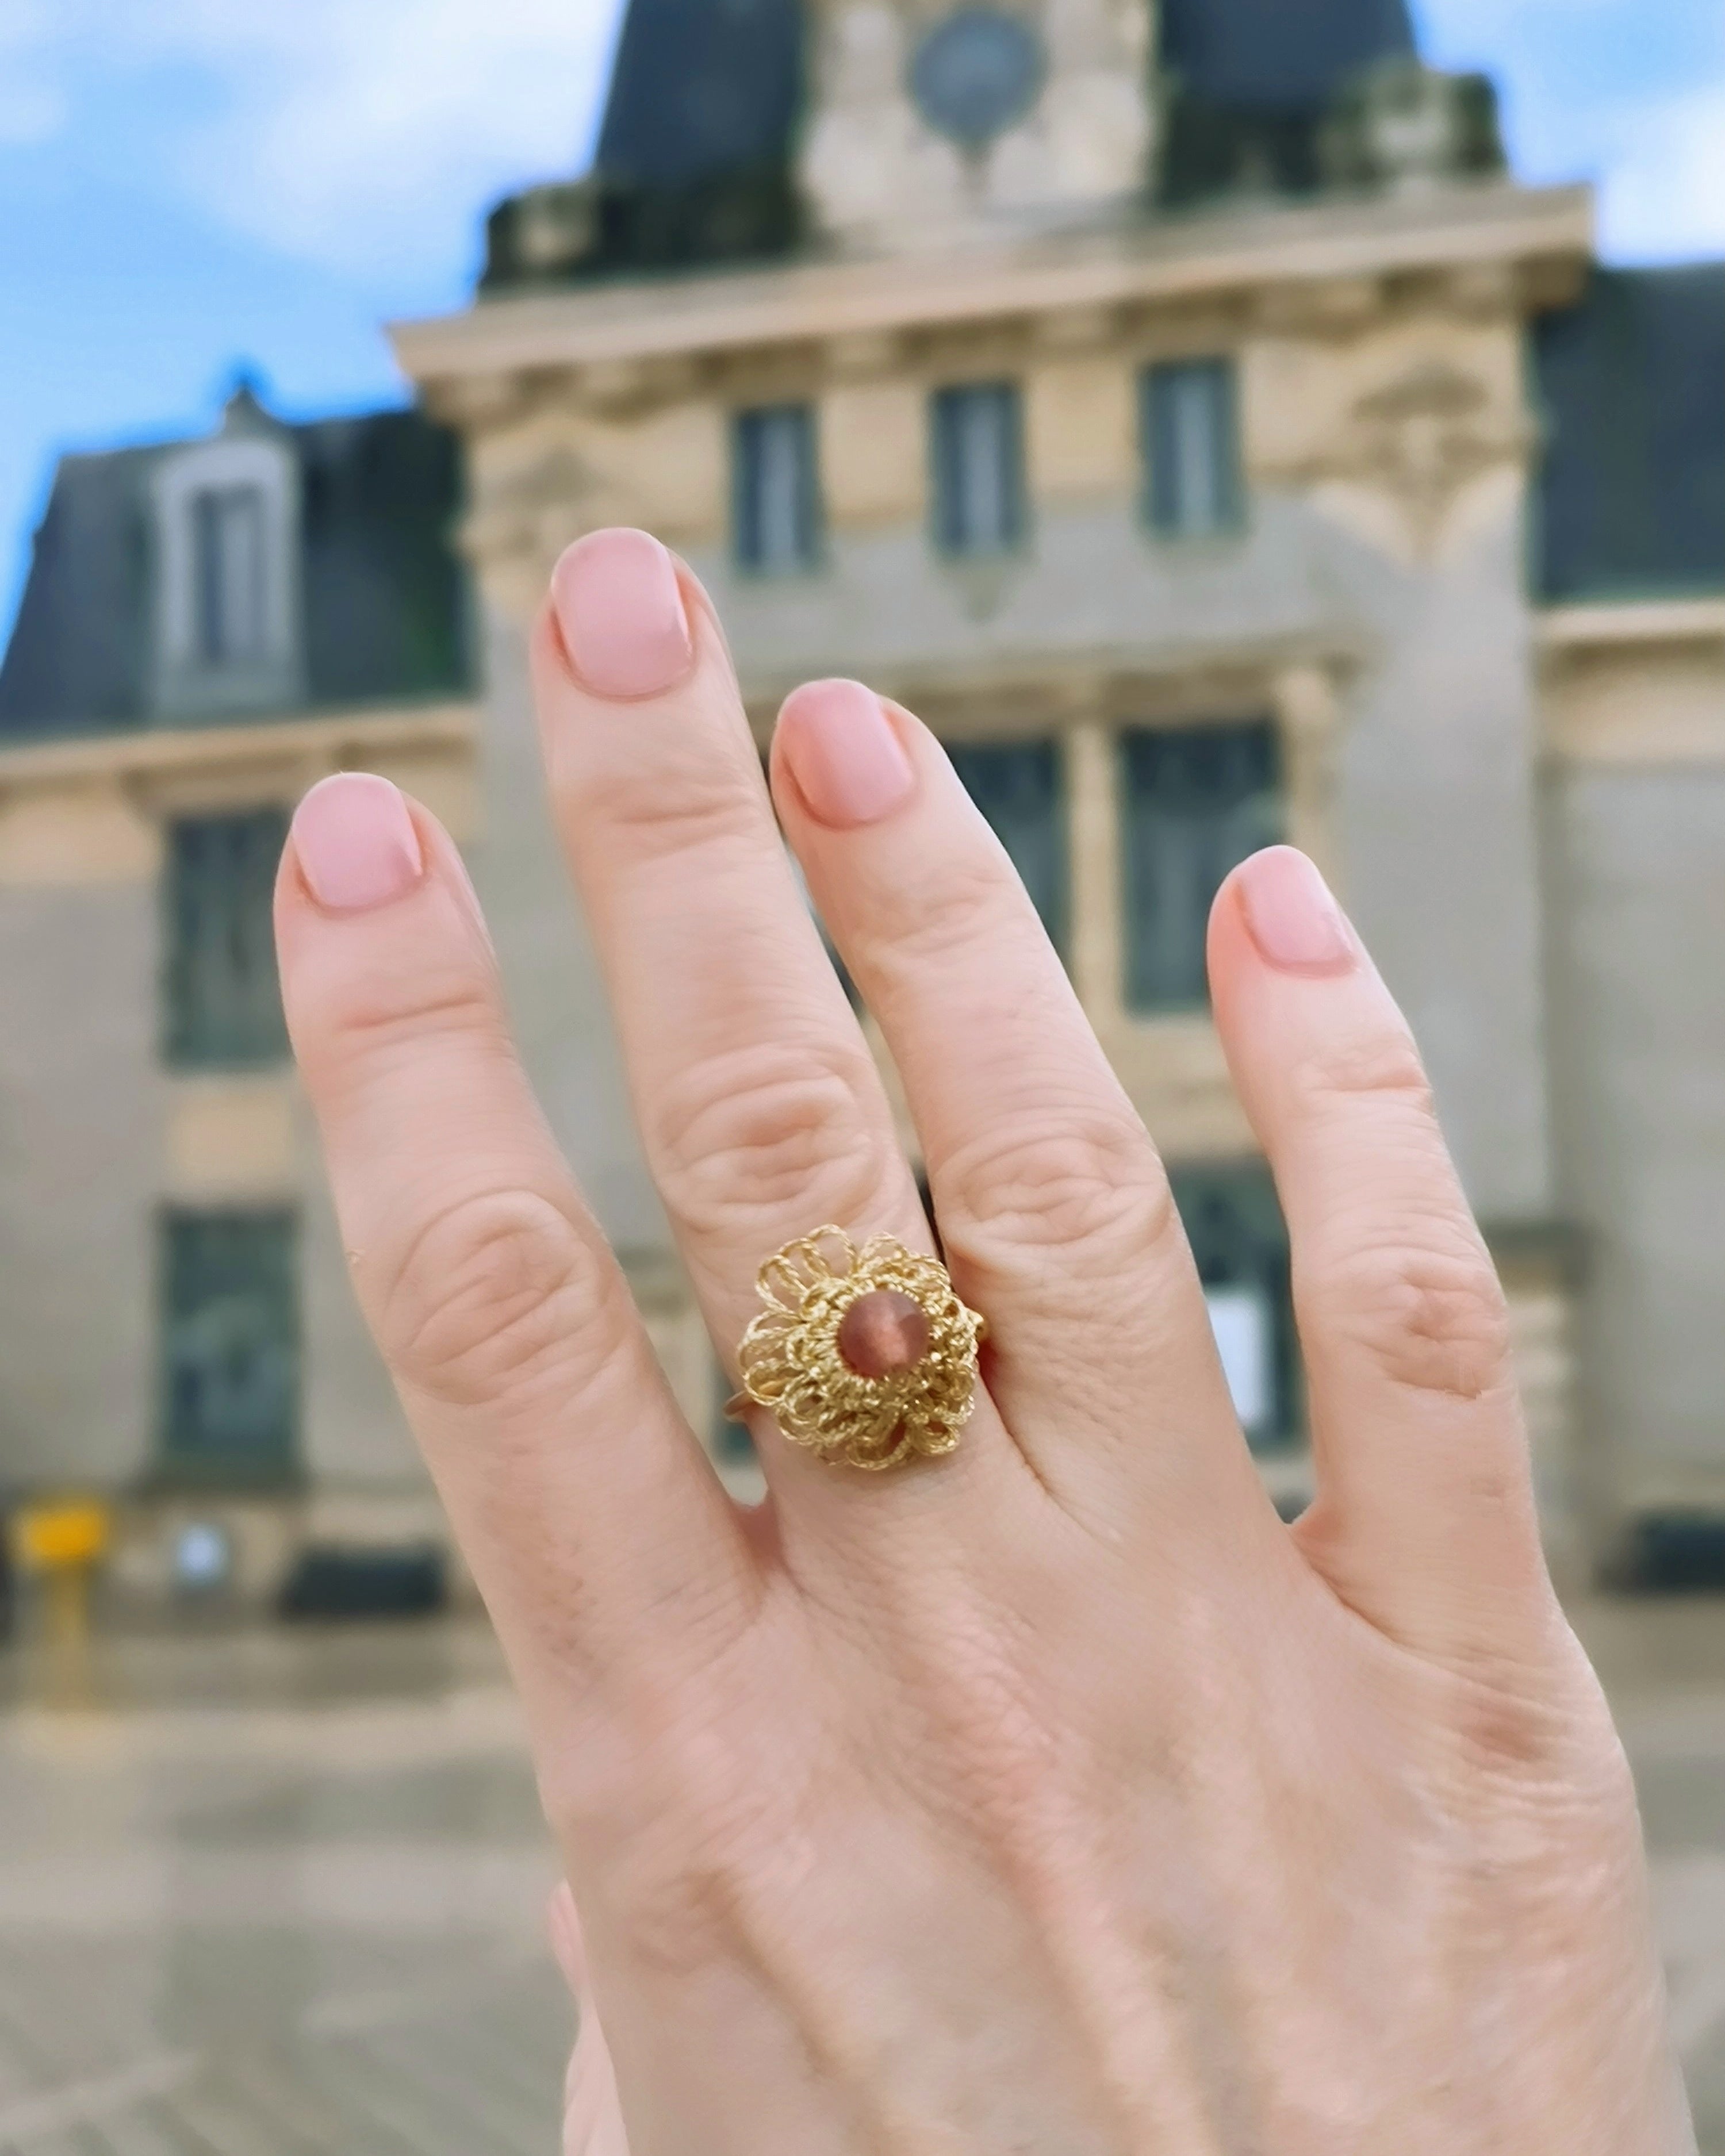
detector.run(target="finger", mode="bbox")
[550,1888,632,2156]
[534,530,1026,1525]
[771,678,1277,1544]
[277,773,753,1724]
[1206,847,1554,1662]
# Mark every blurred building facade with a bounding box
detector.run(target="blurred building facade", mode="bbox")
[0,398,474,1595]
[1,0,1722,1597]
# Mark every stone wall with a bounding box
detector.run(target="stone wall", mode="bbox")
[1545,763,1725,1538]
[0,707,478,1524]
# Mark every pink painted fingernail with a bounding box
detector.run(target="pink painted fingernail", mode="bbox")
[292,773,423,914]
[1236,847,1356,975]
[776,678,915,828]
[550,528,693,700]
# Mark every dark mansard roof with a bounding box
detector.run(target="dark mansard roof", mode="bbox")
[480,0,1442,287]
[0,402,470,744]
[1534,263,1725,603]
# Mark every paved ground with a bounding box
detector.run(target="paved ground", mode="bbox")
[0,1598,1720,2153]
[0,1622,568,2154]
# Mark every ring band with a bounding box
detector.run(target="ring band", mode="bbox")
[727,1226,986,1472]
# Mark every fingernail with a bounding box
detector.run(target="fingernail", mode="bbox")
[292,773,423,914]
[776,678,915,829]
[1236,847,1356,974]
[550,528,693,700]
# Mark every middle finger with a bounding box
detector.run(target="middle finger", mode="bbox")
[531,528,1026,1533]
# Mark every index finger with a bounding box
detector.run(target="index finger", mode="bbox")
[275,772,757,1729]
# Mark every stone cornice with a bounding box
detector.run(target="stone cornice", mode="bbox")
[1537,595,1725,656]
[1539,599,1725,768]
[392,182,1593,404]
[735,631,1363,734]
[0,700,478,793]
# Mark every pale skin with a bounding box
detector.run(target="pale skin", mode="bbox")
[275,527,1692,2155]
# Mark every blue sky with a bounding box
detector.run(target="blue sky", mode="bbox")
[2,0,1721,643]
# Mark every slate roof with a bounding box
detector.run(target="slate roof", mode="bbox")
[595,0,803,193]
[1159,0,1414,114]
[1155,0,1488,204]
[1535,264,1725,603]
[0,405,470,744]
[483,0,1435,285]
[591,0,1423,185]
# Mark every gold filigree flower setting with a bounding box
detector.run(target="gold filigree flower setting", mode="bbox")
[733,1227,986,1472]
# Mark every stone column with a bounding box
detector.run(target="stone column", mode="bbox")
[1272,662,1344,893]
[1067,711,1122,1027]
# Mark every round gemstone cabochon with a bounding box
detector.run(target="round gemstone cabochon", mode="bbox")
[837,1289,931,1379]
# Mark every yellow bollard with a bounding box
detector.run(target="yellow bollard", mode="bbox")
[14,1500,112,1655]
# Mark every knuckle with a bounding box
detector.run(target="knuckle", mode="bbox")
[859,848,1049,997]
[1427,1645,1632,1808]
[645,1038,892,1238]
[879,851,1010,964]
[1294,1031,1436,1122]
[935,1110,1178,1282]
[375,1186,618,1411]
[300,963,504,1098]
[1317,1229,1511,1405]
[553,724,763,868]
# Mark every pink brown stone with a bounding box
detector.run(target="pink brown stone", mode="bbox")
[837,1289,929,1379]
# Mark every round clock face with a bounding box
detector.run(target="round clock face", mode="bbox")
[910,7,1045,151]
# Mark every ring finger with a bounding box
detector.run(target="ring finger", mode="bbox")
[772,677,1275,1549]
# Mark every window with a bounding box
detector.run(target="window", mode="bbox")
[164,808,289,1069]
[931,382,1025,557]
[1142,358,1243,538]
[947,741,1067,954]
[150,414,301,720]
[160,1209,299,1483]
[191,484,269,663]
[1168,1164,1295,1452]
[1120,722,1280,1011]
[734,404,822,573]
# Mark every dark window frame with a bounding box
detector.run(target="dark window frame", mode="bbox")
[162,807,290,1072]
[946,737,1068,958]
[156,1205,301,1490]
[1119,719,1282,1014]
[929,380,1028,559]
[1141,356,1245,540]
[190,482,270,665]
[731,402,824,576]
[1169,1161,1299,1453]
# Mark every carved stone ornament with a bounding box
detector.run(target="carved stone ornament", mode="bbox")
[799,0,1153,252]
[1274,358,1531,556]
[462,446,623,606]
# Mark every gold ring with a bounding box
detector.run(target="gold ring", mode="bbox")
[726,1226,986,1472]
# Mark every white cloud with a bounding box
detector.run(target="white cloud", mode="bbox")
[1412,0,1725,263]
[6,0,631,280]
[0,78,65,146]
[0,0,68,144]
[1598,84,1725,262]
[9,0,1722,278]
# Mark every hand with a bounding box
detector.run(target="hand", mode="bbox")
[275,528,1690,2154]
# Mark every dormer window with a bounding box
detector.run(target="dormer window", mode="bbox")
[192,485,268,665]
[149,388,303,722]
